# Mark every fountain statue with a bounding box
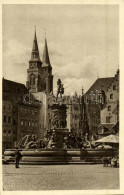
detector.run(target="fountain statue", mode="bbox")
[56,79,64,102]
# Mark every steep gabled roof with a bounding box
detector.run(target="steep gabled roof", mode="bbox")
[85,77,114,95]
[3,78,27,93]
[106,69,119,91]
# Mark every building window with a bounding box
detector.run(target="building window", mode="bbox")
[108,106,111,111]
[113,85,116,90]
[8,130,11,135]
[35,122,37,127]
[110,94,113,99]
[8,104,11,109]
[32,110,34,115]
[32,121,34,126]
[35,111,37,115]
[25,120,28,126]
[8,116,12,123]
[30,73,35,85]
[21,120,23,125]
[3,116,7,123]
[3,130,7,136]
[29,121,31,126]
[106,116,111,123]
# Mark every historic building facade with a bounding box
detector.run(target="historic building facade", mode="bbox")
[99,69,119,136]
[17,103,40,142]
[84,69,119,136]
[2,78,40,149]
[101,69,119,124]
[2,99,13,149]
[84,77,114,135]
[63,93,83,137]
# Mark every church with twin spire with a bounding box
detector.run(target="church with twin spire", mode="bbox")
[26,29,53,94]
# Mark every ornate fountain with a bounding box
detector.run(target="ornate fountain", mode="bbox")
[46,78,69,149]
[3,79,118,165]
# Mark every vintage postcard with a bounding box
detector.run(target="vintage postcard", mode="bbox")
[1,0,124,195]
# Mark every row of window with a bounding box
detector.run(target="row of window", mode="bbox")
[3,129,14,136]
[92,118,99,124]
[20,108,38,115]
[3,104,12,110]
[72,115,79,120]
[20,120,38,127]
[3,116,12,123]
[85,93,114,104]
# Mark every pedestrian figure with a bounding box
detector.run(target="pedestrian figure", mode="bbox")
[111,157,117,168]
[102,157,111,167]
[15,147,21,168]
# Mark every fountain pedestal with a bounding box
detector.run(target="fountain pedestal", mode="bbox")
[47,103,69,149]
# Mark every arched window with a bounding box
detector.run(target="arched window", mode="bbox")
[30,74,35,85]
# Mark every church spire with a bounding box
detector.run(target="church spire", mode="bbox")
[30,27,41,61]
[42,38,51,67]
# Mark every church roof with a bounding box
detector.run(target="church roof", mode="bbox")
[42,38,51,67]
[30,29,41,62]
[32,29,39,52]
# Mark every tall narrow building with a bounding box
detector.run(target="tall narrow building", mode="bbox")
[26,30,53,93]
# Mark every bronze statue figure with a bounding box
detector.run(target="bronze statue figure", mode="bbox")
[56,79,64,102]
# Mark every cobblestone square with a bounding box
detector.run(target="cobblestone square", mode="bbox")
[2,164,119,190]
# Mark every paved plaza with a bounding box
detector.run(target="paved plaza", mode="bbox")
[2,164,119,191]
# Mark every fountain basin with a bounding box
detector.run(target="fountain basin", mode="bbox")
[3,148,118,164]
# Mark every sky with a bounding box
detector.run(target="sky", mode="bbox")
[2,4,119,95]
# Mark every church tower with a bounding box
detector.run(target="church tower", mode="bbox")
[27,29,43,93]
[42,38,53,93]
[27,30,53,93]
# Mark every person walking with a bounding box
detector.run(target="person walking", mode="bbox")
[15,147,21,168]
